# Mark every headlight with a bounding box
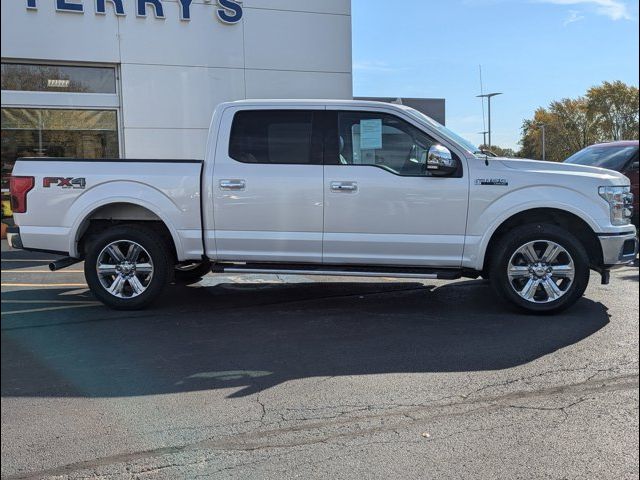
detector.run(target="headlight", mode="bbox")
[599,186,633,226]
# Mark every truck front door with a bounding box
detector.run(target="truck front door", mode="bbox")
[322,109,469,267]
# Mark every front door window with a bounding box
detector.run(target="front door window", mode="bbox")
[336,112,438,176]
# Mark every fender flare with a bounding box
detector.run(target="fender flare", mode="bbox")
[471,200,602,271]
[65,183,184,258]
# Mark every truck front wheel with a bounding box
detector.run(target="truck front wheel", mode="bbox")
[84,225,172,310]
[489,223,590,314]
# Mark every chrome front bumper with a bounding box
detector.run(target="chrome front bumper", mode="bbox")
[598,231,638,267]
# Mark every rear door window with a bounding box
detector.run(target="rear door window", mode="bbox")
[229,110,317,164]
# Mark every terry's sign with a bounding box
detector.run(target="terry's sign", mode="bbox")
[26,0,243,23]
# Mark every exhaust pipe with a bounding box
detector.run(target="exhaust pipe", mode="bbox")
[49,257,81,272]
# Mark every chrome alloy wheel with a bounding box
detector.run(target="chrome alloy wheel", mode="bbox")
[507,240,575,304]
[96,240,154,298]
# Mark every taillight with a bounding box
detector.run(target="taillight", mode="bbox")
[9,176,35,214]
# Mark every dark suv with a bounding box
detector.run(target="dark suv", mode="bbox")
[565,141,639,227]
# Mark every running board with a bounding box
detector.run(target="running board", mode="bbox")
[212,262,462,280]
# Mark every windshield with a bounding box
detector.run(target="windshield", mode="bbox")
[404,108,482,155]
[564,144,638,171]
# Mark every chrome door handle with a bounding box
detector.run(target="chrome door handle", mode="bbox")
[219,179,246,190]
[330,181,358,192]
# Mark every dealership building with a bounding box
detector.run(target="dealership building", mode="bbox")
[0,0,352,216]
[1,0,446,222]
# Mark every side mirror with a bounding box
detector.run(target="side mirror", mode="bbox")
[426,144,457,176]
[628,161,639,172]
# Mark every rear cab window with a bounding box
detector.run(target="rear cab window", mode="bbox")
[229,110,321,165]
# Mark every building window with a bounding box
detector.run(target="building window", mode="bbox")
[1,63,116,94]
[1,107,119,192]
[1,62,121,222]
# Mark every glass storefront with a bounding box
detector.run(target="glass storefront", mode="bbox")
[1,63,117,94]
[1,108,119,218]
[1,62,120,222]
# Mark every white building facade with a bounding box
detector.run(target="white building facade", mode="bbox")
[0,0,352,218]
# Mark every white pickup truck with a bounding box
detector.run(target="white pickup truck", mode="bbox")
[8,100,637,313]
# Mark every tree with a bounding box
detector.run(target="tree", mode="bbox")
[518,106,582,162]
[518,81,639,161]
[479,144,518,157]
[587,81,639,141]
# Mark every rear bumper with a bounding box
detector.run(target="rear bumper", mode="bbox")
[6,226,67,256]
[6,224,71,255]
[598,231,638,267]
[6,226,23,249]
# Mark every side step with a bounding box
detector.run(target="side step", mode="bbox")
[212,262,462,280]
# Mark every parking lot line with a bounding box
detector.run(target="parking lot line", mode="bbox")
[0,270,84,273]
[1,303,101,315]
[1,258,56,261]
[1,300,97,304]
[1,283,88,288]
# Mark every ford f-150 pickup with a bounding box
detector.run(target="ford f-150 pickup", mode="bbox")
[8,100,638,312]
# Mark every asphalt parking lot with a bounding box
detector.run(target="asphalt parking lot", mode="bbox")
[1,242,638,479]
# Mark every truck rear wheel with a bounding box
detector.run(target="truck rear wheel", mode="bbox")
[489,223,590,314]
[84,225,172,310]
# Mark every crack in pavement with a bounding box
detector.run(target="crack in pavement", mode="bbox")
[461,360,638,400]
[502,396,594,424]
[5,370,637,480]
[256,392,267,423]
[251,361,637,426]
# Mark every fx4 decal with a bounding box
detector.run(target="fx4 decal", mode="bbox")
[43,177,86,189]
[475,178,508,186]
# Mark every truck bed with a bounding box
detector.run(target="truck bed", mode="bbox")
[11,158,204,260]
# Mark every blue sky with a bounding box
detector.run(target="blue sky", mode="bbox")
[352,0,639,150]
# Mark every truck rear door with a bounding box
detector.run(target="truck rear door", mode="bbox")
[211,107,324,263]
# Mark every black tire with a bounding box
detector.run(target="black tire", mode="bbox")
[489,223,590,314]
[84,225,172,310]
[173,260,211,284]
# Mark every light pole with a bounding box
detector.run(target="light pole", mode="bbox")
[478,131,488,147]
[537,123,546,161]
[477,92,502,149]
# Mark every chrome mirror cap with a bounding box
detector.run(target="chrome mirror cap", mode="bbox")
[427,144,456,174]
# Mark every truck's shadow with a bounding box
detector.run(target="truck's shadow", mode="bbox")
[1,279,609,398]
[0,248,59,270]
